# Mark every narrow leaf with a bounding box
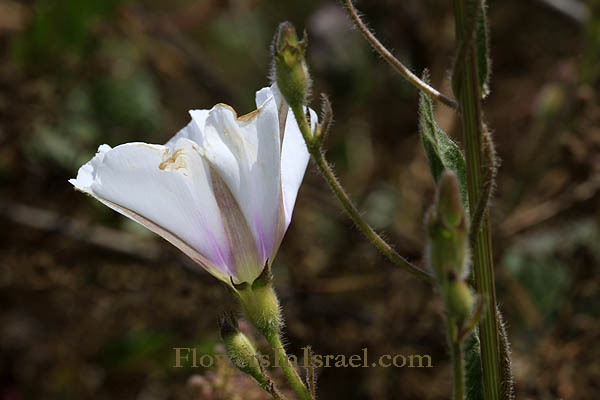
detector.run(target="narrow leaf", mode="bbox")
[497,307,515,400]
[418,72,468,207]
[464,328,484,400]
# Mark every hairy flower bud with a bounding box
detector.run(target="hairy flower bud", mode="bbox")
[427,171,469,283]
[437,170,465,229]
[218,313,269,388]
[443,275,474,322]
[272,21,311,109]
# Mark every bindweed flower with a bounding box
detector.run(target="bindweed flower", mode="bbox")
[70,84,317,286]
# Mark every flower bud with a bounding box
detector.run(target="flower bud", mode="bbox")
[443,276,474,322]
[272,21,311,109]
[437,171,465,229]
[218,313,269,388]
[427,170,469,283]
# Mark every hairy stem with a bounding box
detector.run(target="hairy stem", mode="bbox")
[452,1,502,399]
[267,334,311,400]
[469,127,496,245]
[313,150,434,283]
[291,106,435,284]
[342,0,458,109]
[264,380,286,400]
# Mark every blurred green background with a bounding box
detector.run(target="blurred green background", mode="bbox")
[0,0,599,399]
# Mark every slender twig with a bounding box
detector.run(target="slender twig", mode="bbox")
[312,150,435,283]
[342,0,458,109]
[500,177,600,236]
[292,105,435,284]
[0,198,160,260]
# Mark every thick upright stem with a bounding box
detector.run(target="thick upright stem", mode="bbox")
[452,1,501,399]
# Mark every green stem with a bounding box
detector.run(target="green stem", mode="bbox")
[448,320,465,400]
[291,106,435,284]
[452,1,502,399]
[267,334,312,400]
[342,0,458,109]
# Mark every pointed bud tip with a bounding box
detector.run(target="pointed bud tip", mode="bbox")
[219,318,268,386]
[271,21,311,108]
[218,312,239,339]
[251,262,273,289]
[275,22,300,52]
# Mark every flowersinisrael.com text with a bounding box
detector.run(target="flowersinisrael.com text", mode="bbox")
[173,347,433,369]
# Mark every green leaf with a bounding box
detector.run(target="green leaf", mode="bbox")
[418,72,468,207]
[464,328,484,400]
[497,308,515,400]
[476,2,491,98]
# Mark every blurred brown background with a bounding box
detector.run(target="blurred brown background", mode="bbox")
[0,0,599,399]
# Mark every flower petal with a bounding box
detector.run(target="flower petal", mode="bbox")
[164,110,209,149]
[255,85,315,260]
[280,106,315,227]
[201,100,282,264]
[70,139,235,282]
[210,169,262,284]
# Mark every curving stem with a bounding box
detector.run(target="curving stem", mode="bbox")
[342,0,458,109]
[291,104,435,284]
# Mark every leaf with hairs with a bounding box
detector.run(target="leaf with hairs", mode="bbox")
[419,72,468,206]
[464,328,484,400]
[497,308,515,400]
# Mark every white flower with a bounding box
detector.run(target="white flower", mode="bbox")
[70,85,317,285]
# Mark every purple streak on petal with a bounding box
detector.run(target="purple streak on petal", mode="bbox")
[253,216,277,266]
[205,229,235,277]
